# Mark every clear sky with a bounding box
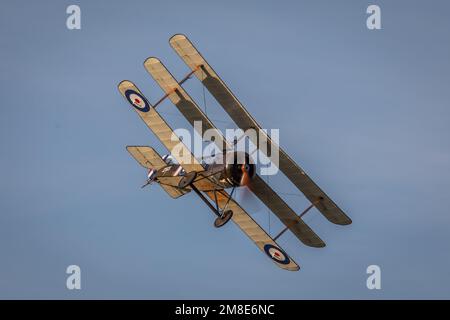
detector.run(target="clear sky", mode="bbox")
[1,0,450,299]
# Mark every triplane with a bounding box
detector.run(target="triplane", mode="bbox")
[118,34,351,271]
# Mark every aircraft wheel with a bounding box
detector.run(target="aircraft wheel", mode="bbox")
[178,171,197,189]
[214,210,233,228]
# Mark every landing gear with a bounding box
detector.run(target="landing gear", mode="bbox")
[214,210,233,228]
[188,182,236,228]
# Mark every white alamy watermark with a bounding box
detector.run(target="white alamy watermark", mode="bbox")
[170,121,280,176]
[66,265,81,290]
[366,5,381,30]
[366,265,381,290]
[66,5,81,30]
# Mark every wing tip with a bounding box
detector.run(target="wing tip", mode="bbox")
[118,79,132,89]
[342,218,353,225]
[143,56,161,66]
[169,33,188,43]
[303,237,326,248]
[118,80,137,94]
[334,216,352,226]
[288,264,300,271]
[311,242,326,248]
[285,267,300,272]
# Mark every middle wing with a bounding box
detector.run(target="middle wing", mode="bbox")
[144,58,325,248]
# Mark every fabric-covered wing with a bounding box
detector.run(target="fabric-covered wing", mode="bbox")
[118,80,203,173]
[144,58,325,247]
[169,34,351,226]
[249,175,325,247]
[118,80,298,269]
[144,57,225,149]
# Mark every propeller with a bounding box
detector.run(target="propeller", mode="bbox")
[240,163,251,186]
[237,161,261,211]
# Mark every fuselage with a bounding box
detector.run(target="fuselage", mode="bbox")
[152,151,255,191]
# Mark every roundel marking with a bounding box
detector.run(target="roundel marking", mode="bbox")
[263,244,290,265]
[124,89,150,112]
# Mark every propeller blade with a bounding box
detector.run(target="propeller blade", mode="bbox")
[236,186,261,212]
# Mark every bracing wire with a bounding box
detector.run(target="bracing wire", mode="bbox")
[267,174,271,235]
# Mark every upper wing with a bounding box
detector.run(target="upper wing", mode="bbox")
[144,58,325,247]
[169,34,352,226]
[118,80,299,270]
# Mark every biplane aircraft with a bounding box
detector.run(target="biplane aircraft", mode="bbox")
[118,34,351,271]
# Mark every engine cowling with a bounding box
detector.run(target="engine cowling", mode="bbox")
[223,152,255,187]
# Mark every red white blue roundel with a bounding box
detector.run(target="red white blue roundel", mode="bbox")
[263,244,290,265]
[125,89,150,112]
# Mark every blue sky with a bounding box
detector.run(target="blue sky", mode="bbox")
[1,0,450,299]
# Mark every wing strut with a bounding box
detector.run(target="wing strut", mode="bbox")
[190,182,237,228]
[273,201,318,241]
[144,56,326,248]
[152,66,200,109]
